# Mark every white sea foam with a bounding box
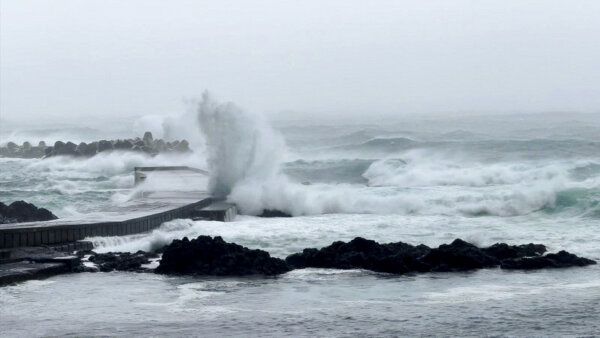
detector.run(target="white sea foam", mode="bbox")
[195,96,599,217]
[198,92,285,197]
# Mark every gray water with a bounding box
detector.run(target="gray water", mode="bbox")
[1,113,600,336]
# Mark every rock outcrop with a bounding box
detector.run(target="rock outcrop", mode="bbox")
[72,237,596,278]
[0,201,58,224]
[258,209,293,218]
[86,251,158,272]
[501,250,597,270]
[155,235,291,276]
[285,237,595,273]
[0,131,192,159]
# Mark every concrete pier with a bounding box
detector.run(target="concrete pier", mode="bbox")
[0,166,239,285]
[0,166,235,250]
[0,192,214,249]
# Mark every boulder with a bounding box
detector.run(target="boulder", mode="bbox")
[174,139,190,152]
[6,142,19,156]
[97,140,113,152]
[501,251,597,270]
[420,239,500,271]
[86,141,98,156]
[143,131,153,145]
[6,142,18,151]
[114,139,133,150]
[259,209,292,217]
[53,140,77,156]
[0,201,58,224]
[75,142,88,156]
[21,142,36,158]
[482,242,546,260]
[285,238,596,274]
[156,235,291,276]
[285,237,431,274]
[88,251,158,272]
[154,139,166,152]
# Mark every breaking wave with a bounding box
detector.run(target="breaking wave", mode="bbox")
[196,96,600,218]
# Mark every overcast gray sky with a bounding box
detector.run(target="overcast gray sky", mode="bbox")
[1,0,599,122]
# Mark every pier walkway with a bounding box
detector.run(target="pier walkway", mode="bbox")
[0,167,236,250]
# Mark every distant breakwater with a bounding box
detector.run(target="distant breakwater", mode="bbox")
[0,131,190,159]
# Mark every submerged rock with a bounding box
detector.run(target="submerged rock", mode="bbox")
[0,201,58,224]
[156,235,291,276]
[87,251,158,272]
[258,209,293,217]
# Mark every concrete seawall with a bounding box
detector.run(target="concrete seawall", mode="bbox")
[1,166,239,250]
[0,197,215,249]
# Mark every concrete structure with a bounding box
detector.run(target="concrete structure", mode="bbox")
[0,166,239,285]
[0,192,215,249]
[190,201,237,222]
[1,166,235,250]
[134,166,209,185]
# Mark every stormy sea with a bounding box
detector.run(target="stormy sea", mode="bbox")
[1,96,599,336]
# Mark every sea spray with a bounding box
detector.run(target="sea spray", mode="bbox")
[198,92,286,198]
[195,94,600,217]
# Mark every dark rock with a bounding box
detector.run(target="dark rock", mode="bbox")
[482,243,546,260]
[501,250,597,270]
[97,140,113,152]
[7,141,18,151]
[44,147,54,156]
[53,141,65,153]
[114,139,133,150]
[259,209,292,217]
[154,139,166,152]
[75,142,88,156]
[6,142,20,156]
[53,141,77,156]
[141,145,155,154]
[21,142,37,158]
[133,139,145,148]
[88,250,157,272]
[420,239,500,272]
[285,237,431,274]
[0,201,58,224]
[285,237,595,274]
[86,141,98,156]
[143,131,153,145]
[174,139,190,152]
[156,235,291,276]
[38,141,46,148]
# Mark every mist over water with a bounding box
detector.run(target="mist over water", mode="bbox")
[190,96,600,219]
[198,92,285,198]
[2,100,600,337]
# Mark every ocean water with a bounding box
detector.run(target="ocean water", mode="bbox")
[1,103,600,336]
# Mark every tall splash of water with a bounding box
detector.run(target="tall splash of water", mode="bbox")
[198,92,285,198]
[196,94,599,217]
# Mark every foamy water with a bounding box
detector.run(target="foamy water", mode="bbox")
[1,97,600,336]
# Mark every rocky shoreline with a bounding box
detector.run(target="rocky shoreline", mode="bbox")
[1,235,596,286]
[0,131,190,159]
[0,201,58,224]
[76,236,597,275]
